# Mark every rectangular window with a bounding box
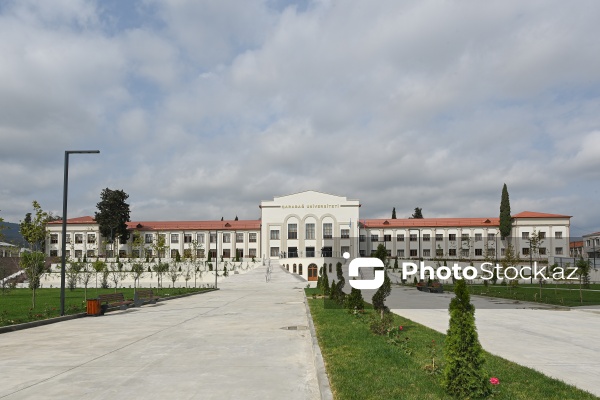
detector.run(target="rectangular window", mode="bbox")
[539,247,546,255]
[397,234,405,242]
[436,248,443,257]
[359,235,366,242]
[249,233,257,243]
[383,234,391,242]
[423,234,430,242]
[270,230,280,240]
[449,234,456,241]
[85,250,94,258]
[50,234,58,244]
[236,233,244,243]
[341,229,350,239]
[555,247,563,255]
[305,223,315,239]
[197,233,205,243]
[555,232,563,239]
[223,249,231,258]
[65,234,71,244]
[145,234,153,244]
[501,248,506,256]
[341,246,350,255]
[270,247,279,257]
[75,250,83,258]
[236,249,243,259]
[539,232,546,239]
[522,232,529,239]
[436,233,443,242]
[118,250,126,257]
[397,249,405,257]
[323,223,333,239]
[184,233,192,243]
[158,249,166,258]
[487,248,495,256]
[223,233,231,243]
[487,233,495,241]
[248,248,257,257]
[145,249,153,258]
[288,224,298,239]
[475,233,482,241]
[475,249,483,256]
[410,249,417,257]
[306,247,315,257]
[196,249,205,258]
[184,249,192,258]
[171,234,179,244]
[210,233,217,243]
[462,233,469,241]
[171,249,179,258]
[522,248,530,256]
[461,249,469,257]
[386,250,391,257]
[423,249,431,257]
[371,234,379,242]
[50,250,58,257]
[409,234,417,242]
[87,234,96,244]
[75,234,83,244]
[132,250,140,258]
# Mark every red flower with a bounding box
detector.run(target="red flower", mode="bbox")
[399,326,403,331]
[490,377,500,385]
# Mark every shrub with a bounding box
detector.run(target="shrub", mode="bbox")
[442,279,490,398]
[345,284,364,311]
[369,310,394,335]
[372,269,391,319]
[329,281,337,301]
[321,264,330,295]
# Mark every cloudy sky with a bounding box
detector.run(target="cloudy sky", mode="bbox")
[1,0,599,236]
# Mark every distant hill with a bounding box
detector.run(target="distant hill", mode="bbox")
[0,222,27,247]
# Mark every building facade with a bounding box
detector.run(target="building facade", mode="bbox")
[46,190,572,281]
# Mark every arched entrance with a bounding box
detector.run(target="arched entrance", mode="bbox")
[308,263,318,281]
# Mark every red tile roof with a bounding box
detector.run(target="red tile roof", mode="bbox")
[511,211,571,219]
[361,217,500,229]
[570,241,583,248]
[49,217,260,230]
[48,216,96,224]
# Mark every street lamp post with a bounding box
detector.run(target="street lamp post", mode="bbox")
[60,150,100,316]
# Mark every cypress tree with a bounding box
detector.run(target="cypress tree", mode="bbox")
[345,284,365,311]
[335,261,345,304]
[499,183,512,239]
[392,207,397,219]
[321,263,330,295]
[372,244,391,318]
[443,279,490,398]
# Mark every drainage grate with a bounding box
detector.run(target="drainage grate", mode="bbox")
[281,325,308,330]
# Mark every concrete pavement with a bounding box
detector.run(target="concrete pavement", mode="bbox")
[0,265,323,400]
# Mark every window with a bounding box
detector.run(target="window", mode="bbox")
[539,247,546,255]
[436,248,443,257]
[522,248,530,256]
[270,247,279,257]
[409,234,417,242]
[146,249,153,258]
[87,234,96,244]
[306,247,315,257]
[501,248,506,256]
[249,233,257,243]
[539,232,546,239]
[223,233,231,243]
[270,230,280,240]
[371,234,379,242]
[184,233,192,243]
[50,234,58,244]
[359,250,366,257]
[397,234,405,241]
[323,223,333,239]
[65,234,71,244]
[210,233,217,243]
[522,232,529,239]
[461,233,469,241]
[341,229,350,239]
[383,234,391,242]
[436,233,443,242]
[132,250,140,258]
[386,250,391,257]
[119,236,127,245]
[487,233,495,241]
[248,248,256,257]
[555,232,563,239]
[171,249,179,258]
[236,233,244,243]
[475,233,482,241]
[397,249,405,257]
[75,250,83,258]
[449,249,457,256]
[197,233,205,243]
[410,249,417,257]
[341,246,350,255]
[359,235,366,242]
[184,249,192,258]
[50,250,58,257]
[75,234,83,244]
[65,250,71,258]
[288,224,298,239]
[196,249,205,258]
[171,234,179,244]
[475,249,483,256]
[487,248,495,256]
[305,223,315,239]
[423,234,430,242]
[223,249,231,258]
[461,249,469,257]
[158,249,166,258]
[118,250,126,257]
[555,247,563,255]
[449,234,456,241]
[145,234,153,244]
[423,249,431,257]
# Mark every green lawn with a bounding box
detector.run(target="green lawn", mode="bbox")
[465,283,600,307]
[306,288,598,400]
[0,286,212,327]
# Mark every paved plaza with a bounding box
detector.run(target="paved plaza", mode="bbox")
[0,265,322,400]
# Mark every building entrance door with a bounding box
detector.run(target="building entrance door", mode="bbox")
[308,264,318,281]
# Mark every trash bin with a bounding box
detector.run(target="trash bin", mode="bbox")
[87,299,101,316]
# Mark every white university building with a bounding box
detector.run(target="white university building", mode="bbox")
[46,190,572,282]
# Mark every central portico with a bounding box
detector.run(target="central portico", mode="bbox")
[260,191,361,280]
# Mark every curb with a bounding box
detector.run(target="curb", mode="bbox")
[304,293,334,400]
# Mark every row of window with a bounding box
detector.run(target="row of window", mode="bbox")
[270,224,349,240]
[50,232,259,246]
[50,233,97,244]
[49,248,258,259]
[368,247,565,258]
[361,232,564,242]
